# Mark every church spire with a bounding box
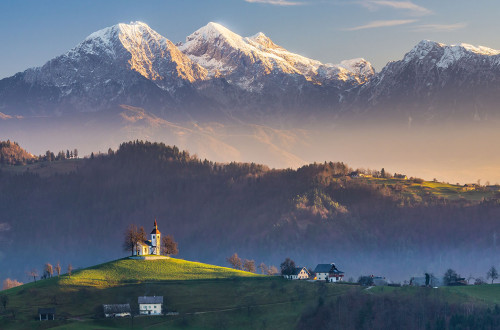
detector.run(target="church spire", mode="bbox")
[150,218,161,235]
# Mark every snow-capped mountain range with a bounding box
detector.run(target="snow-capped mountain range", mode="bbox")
[1,21,500,123]
[178,22,373,89]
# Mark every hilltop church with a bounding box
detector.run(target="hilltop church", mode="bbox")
[134,220,161,256]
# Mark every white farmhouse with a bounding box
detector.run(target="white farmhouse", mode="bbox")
[134,220,161,256]
[313,263,344,282]
[284,267,310,280]
[138,296,163,315]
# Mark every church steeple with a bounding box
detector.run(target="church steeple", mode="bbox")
[150,218,161,255]
[151,219,160,235]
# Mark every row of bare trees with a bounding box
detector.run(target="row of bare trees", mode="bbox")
[226,253,278,275]
[123,224,179,256]
[26,262,73,283]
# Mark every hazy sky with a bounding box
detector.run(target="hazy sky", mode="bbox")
[0,0,499,79]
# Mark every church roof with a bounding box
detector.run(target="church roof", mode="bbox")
[137,240,152,247]
[150,219,161,235]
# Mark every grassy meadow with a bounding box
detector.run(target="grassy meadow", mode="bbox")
[1,257,500,329]
[0,258,357,329]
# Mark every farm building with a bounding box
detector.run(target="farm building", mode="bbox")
[38,308,55,321]
[138,296,163,315]
[103,304,131,318]
[313,263,344,282]
[284,267,310,280]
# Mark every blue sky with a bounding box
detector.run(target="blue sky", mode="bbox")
[0,0,498,78]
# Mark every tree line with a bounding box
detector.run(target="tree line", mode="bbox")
[1,140,500,285]
[226,253,278,275]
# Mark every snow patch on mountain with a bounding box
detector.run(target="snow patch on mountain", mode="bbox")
[405,40,500,69]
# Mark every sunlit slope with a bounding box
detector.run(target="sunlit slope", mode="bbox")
[60,257,260,287]
[362,177,496,201]
[0,258,350,330]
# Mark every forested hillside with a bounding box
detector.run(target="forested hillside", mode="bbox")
[1,141,499,284]
[0,140,35,165]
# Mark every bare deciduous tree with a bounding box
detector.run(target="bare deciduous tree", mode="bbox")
[44,263,54,278]
[280,258,296,276]
[161,234,179,256]
[123,224,139,255]
[27,269,38,282]
[487,266,498,284]
[243,259,256,273]
[137,226,147,251]
[268,266,278,275]
[226,253,242,270]
[258,262,269,275]
[55,262,61,277]
[67,264,73,277]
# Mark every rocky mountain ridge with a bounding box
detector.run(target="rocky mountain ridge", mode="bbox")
[1,22,500,123]
[354,40,500,122]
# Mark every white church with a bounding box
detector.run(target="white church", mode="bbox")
[134,220,161,256]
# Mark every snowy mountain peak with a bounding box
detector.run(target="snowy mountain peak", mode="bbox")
[187,22,245,46]
[454,43,500,56]
[404,40,500,65]
[247,32,282,50]
[404,40,443,62]
[340,58,375,78]
[179,22,375,87]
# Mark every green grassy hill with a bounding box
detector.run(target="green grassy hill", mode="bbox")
[0,257,355,329]
[60,257,261,287]
[362,177,497,201]
[2,257,500,329]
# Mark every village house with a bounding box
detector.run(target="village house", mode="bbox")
[38,308,55,321]
[138,296,163,315]
[313,263,344,282]
[103,304,131,318]
[371,276,388,286]
[134,220,161,256]
[463,184,478,191]
[284,267,310,280]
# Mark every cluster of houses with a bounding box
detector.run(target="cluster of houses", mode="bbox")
[283,263,345,282]
[39,296,165,321]
[103,296,164,318]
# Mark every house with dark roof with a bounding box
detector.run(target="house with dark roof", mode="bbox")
[313,263,344,282]
[284,267,310,280]
[38,308,55,321]
[103,304,131,318]
[138,296,163,315]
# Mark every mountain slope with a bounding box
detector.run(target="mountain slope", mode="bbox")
[178,22,374,89]
[1,141,499,288]
[354,40,500,122]
[2,22,500,123]
[0,22,209,117]
[0,140,35,165]
[0,21,375,121]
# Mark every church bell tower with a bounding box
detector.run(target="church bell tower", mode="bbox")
[150,219,161,255]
